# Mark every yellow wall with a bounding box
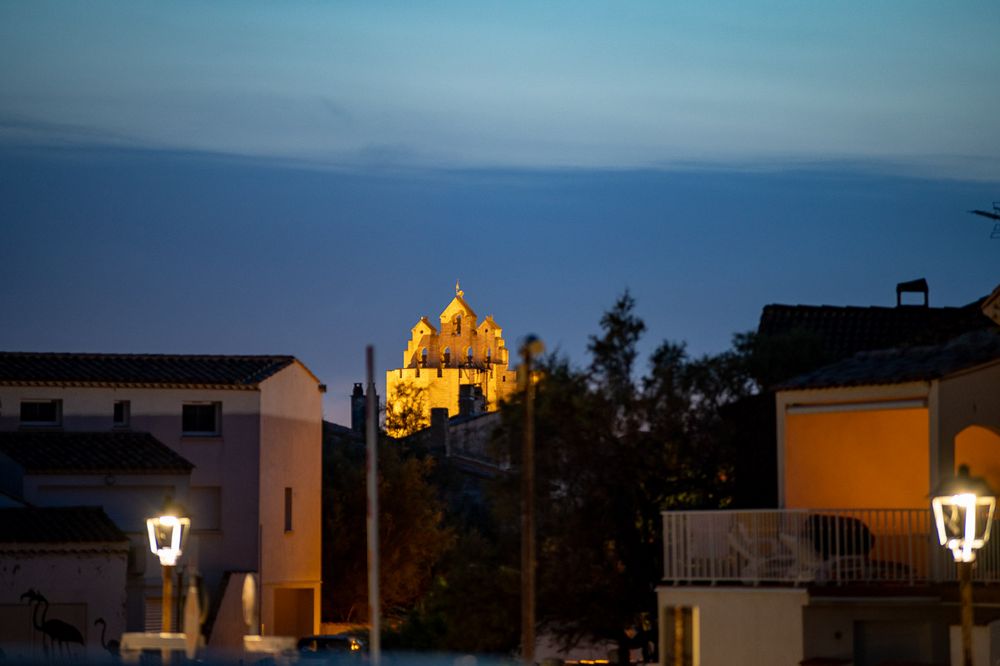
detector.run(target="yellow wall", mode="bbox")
[386,365,517,424]
[784,407,929,509]
[954,425,1000,497]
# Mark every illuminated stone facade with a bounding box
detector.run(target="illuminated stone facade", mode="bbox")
[386,283,518,432]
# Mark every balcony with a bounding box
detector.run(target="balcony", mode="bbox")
[662,508,1000,586]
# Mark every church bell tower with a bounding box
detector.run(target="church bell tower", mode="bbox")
[385,282,518,436]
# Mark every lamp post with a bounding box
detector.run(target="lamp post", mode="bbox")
[931,465,996,666]
[520,335,544,666]
[147,498,190,633]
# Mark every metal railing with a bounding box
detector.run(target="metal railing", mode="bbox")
[662,508,1000,586]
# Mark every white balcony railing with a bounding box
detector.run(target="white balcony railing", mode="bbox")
[662,509,1000,586]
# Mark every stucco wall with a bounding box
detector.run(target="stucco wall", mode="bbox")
[804,599,951,665]
[257,362,322,637]
[0,547,127,660]
[938,361,1000,488]
[657,586,807,666]
[448,411,503,461]
[784,407,929,509]
[955,425,1000,496]
[0,384,263,631]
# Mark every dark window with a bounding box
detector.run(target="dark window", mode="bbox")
[442,347,451,366]
[113,400,130,427]
[453,315,461,335]
[284,487,293,532]
[182,403,220,435]
[20,400,61,425]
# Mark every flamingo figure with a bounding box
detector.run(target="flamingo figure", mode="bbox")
[20,588,85,658]
[94,617,120,658]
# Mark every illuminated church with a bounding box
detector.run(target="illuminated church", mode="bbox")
[386,283,518,432]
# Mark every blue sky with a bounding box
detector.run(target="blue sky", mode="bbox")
[3,2,999,175]
[1,2,998,421]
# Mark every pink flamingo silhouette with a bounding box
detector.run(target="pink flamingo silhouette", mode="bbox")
[20,588,85,658]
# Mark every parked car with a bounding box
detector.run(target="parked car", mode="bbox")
[297,634,365,659]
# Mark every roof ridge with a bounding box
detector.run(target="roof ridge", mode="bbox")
[762,303,973,312]
[0,353,304,387]
[0,351,295,359]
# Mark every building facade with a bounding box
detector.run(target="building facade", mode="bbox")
[657,289,1000,666]
[385,284,518,434]
[0,353,324,651]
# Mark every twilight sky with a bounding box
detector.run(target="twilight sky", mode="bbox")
[1,2,998,422]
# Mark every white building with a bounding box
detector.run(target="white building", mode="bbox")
[657,292,1000,666]
[0,353,324,652]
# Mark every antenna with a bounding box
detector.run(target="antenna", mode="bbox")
[968,201,1000,239]
[968,202,1000,221]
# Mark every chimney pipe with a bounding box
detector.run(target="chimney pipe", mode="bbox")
[896,278,929,307]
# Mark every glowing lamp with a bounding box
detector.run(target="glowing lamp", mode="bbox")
[147,500,190,567]
[931,465,996,563]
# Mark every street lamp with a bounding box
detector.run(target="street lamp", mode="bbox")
[147,498,190,633]
[931,465,996,666]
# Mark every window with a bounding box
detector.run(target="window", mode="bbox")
[420,348,428,367]
[466,346,474,364]
[113,400,130,427]
[182,402,220,436]
[442,347,451,366]
[284,487,293,532]
[453,315,461,335]
[20,400,61,426]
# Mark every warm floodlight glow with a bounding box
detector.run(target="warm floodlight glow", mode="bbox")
[931,466,996,563]
[146,504,190,567]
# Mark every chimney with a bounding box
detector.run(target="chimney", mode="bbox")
[350,383,366,433]
[430,407,450,454]
[458,384,483,416]
[896,278,929,307]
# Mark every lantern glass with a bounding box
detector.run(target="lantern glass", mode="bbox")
[146,513,190,566]
[931,466,997,563]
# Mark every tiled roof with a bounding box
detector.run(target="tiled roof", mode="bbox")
[0,506,128,544]
[0,431,194,474]
[0,353,296,388]
[779,330,1000,390]
[758,300,993,360]
[984,284,1000,325]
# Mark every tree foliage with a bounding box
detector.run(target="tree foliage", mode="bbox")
[322,427,454,623]
[342,293,789,657]
[488,292,759,661]
[385,380,429,438]
[385,530,520,653]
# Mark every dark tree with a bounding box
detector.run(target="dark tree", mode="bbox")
[588,290,646,413]
[322,426,454,623]
[489,293,764,663]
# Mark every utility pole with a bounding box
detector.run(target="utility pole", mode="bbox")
[366,346,381,666]
[520,335,544,666]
